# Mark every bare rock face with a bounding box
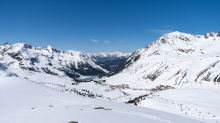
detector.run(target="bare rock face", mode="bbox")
[209,32,215,37]
[68,121,78,123]
[217,31,220,36]
[3,42,10,46]
[204,33,209,38]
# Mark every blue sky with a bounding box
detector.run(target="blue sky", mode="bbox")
[0,0,219,53]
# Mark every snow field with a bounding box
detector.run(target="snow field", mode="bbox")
[0,77,203,123]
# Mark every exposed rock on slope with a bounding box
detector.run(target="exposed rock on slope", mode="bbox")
[0,63,18,77]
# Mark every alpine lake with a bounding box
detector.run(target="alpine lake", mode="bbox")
[75,76,97,82]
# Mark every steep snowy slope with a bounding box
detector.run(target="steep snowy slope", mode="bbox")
[97,31,220,123]
[108,31,220,86]
[0,77,203,123]
[0,43,108,78]
[88,52,131,62]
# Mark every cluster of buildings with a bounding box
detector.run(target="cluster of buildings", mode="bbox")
[94,80,106,85]
[108,84,129,90]
[155,85,175,91]
[95,79,130,92]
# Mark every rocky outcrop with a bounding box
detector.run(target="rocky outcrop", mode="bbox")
[217,31,220,36]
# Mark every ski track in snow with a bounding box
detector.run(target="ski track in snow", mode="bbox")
[38,84,91,105]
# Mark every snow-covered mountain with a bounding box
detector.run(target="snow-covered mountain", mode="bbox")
[98,31,220,122]
[108,31,220,85]
[0,43,109,78]
[87,52,131,62]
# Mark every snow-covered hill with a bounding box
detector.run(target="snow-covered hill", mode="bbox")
[99,31,220,122]
[87,52,131,62]
[0,77,203,123]
[108,31,220,85]
[0,43,109,78]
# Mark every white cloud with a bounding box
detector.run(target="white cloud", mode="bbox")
[103,40,110,43]
[91,39,98,42]
[148,29,173,35]
[119,39,125,43]
[163,25,175,29]
[148,25,176,35]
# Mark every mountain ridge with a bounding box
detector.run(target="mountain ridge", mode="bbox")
[0,42,131,78]
[107,31,220,86]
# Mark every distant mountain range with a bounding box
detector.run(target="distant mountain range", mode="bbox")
[0,42,131,78]
[87,52,131,62]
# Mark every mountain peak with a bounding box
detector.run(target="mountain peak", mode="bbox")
[3,42,10,46]
[167,31,183,35]
[47,45,52,48]
[44,45,52,50]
